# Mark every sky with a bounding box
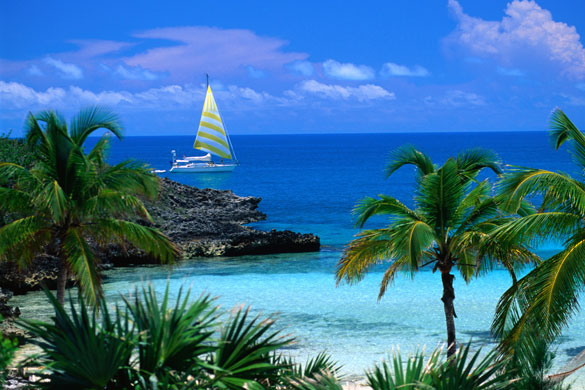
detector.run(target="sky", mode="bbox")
[1,0,585,136]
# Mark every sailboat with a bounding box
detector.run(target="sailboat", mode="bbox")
[170,78,238,173]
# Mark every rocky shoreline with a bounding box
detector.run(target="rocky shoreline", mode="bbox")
[0,178,319,318]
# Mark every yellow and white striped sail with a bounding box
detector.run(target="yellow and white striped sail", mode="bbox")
[194,86,232,159]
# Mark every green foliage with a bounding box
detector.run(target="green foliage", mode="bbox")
[0,108,180,305]
[212,306,293,389]
[123,284,217,383]
[0,317,18,386]
[19,291,135,389]
[367,344,512,390]
[492,109,585,365]
[19,283,297,389]
[0,132,38,169]
[422,344,511,390]
[337,146,537,357]
[366,348,438,389]
[506,340,571,390]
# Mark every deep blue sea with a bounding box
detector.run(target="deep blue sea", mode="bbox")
[12,132,585,381]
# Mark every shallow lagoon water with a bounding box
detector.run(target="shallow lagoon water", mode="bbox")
[11,132,585,381]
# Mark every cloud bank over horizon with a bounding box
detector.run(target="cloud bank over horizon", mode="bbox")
[1,0,584,135]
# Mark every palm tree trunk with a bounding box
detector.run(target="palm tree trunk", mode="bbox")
[56,264,68,305]
[441,270,457,358]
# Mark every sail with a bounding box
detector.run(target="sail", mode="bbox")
[194,86,232,159]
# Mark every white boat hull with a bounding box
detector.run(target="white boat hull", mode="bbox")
[169,163,237,173]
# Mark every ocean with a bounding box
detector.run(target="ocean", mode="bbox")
[12,132,585,381]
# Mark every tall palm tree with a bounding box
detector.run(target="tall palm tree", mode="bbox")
[0,107,180,304]
[336,146,538,357]
[492,109,585,360]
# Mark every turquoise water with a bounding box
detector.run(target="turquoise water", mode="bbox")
[11,132,585,380]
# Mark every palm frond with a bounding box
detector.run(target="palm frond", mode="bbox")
[70,106,123,146]
[38,180,69,224]
[18,289,135,388]
[497,167,585,214]
[390,219,436,272]
[97,161,159,200]
[353,195,421,228]
[212,306,294,389]
[490,211,581,248]
[123,283,217,377]
[493,237,585,360]
[0,216,51,266]
[456,148,503,180]
[292,352,342,380]
[454,186,499,235]
[81,190,152,222]
[416,159,464,238]
[84,218,180,263]
[62,227,103,305]
[336,228,394,284]
[366,347,438,390]
[550,108,585,171]
[385,145,435,178]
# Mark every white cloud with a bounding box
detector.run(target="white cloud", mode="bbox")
[322,60,375,81]
[447,0,585,79]
[0,81,291,112]
[287,60,314,76]
[43,57,83,79]
[125,27,307,80]
[299,80,394,101]
[425,90,486,107]
[497,66,525,77]
[380,62,430,77]
[0,81,67,108]
[114,65,161,80]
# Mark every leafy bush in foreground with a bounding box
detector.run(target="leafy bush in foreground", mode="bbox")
[16,282,576,389]
[18,284,339,389]
[0,316,18,386]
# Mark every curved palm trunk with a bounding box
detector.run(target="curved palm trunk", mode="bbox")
[441,269,457,358]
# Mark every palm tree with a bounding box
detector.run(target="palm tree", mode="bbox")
[336,146,538,357]
[0,107,180,304]
[492,109,585,360]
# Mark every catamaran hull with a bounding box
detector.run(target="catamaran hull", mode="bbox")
[169,164,237,173]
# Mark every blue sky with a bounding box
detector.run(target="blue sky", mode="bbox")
[1,0,585,136]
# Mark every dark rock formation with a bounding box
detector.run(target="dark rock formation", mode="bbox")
[0,256,60,295]
[0,289,20,318]
[0,178,320,293]
[144,178,320,259]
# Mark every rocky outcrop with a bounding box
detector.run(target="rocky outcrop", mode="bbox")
[144,178,319,258]
[0,178,320,293]
[0,256,61,295]
[0,289,20,318]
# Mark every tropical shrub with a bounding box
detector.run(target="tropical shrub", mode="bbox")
[18,284,299,389]
[0,132,38,169]
[367,343,512,390]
